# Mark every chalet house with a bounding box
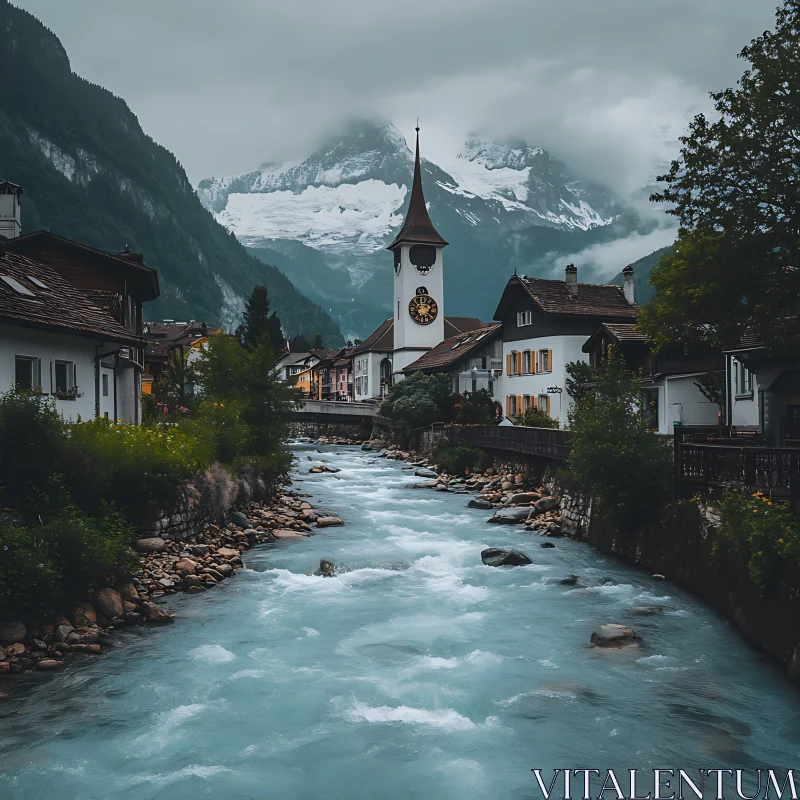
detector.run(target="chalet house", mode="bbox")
[0,245,146,422]
[582,322,723,435]
[493,264,638,424]
[351,317,484,401]
[311,348,354,401]
[276,349,339,398]
[4,231,159,424]
[0,182,159,423]
[403,323,503,399]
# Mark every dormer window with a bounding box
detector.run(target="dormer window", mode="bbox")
[517,310,533,327]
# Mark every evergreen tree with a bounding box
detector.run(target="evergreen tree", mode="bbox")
[290,334,312,353]
[238,286,284,352]
[312,333,324,350]
[643,1,800,356]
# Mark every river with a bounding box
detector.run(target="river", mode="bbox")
[1,443,798,799]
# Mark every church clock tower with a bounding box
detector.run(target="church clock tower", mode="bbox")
[388,126,448,378]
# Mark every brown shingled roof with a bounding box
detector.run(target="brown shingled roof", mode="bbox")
[0,249,142,344]
[351,316,485,355]
[404,323,501,373]
[517,276,638,318]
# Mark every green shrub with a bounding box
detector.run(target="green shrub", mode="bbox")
[380,373,456,428]
[69,420,206,527]
[513,406,559,428]
[0,390,70,516]
[715,489,800,588]
[430,442,490,475]
[0,507,137,621]
[454,390,499,425]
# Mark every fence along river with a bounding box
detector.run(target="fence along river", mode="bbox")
[0,443,797,799]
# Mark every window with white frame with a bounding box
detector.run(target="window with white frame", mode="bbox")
[736,361,753,396]
[517,310,533,327]
[14,356,40,391]
[538,393,549,412]
[523,351,532,374]
[539,349,552,373]
[54,360,76,396]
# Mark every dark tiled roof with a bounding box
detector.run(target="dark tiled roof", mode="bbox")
[723,333,765,354]
[0,249,141,344]
[518,276,638,318]
[601,323,647,342]
[351,316,485,355]
[404,323,501,373]
[351,319,394,354]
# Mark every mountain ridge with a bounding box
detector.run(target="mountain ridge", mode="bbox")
[0,2,343,344]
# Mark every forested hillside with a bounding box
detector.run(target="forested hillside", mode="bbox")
[0,1,342,343]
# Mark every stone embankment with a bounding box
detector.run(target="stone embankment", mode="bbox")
[0,488,339,687]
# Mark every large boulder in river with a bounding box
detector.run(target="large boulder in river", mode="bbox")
[509,492,541,506]
[591,624,641,648]
[316,517,344,527]
[481,548,533,567]
[93,588,124,620]
[134,537,166,553]
[0,621,26,645]
[488,507,532,524]
[468,497,494,510]
[415,468,439,478]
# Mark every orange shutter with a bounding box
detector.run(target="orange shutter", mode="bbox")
[516,352,523,375]
[547,349,553,372]
[506,354,512,375]
[546,396,551,415]
[533,351,539,374]
[505,396,511,416]
[516,395,523,415]
[531,395,537,409]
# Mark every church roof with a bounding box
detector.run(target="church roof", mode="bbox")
[350,316,484,355]
[388,128,448,250]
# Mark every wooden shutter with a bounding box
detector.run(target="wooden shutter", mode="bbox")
[547,396,551,415]
[516,395,523,415]
[531,395,537,409]
[506,354,512,375]
[516,352,523,375]
[547,349,553,373]
[533,351,539,374]
[505,396,511,416]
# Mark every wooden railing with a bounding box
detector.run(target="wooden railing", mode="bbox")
[448,425,571,463]
[675,443,800,500]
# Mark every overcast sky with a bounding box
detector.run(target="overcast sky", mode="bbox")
[15,0,777,194]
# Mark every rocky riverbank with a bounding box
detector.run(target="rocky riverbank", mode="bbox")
[0,486,338,689]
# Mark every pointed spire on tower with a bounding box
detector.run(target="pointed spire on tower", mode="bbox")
[388,123,448,250]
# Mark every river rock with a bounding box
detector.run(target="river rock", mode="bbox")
[191,545,210,556]
[630,606,665,615]
[0,621,26,645]
[54,624,74,643]
[415,468,439,478]
[229,511,252,529]
[591,624,641,648]
[4,642,26,657]
[141,602,174,623]
[488,507,532,524]
[273,530,308,540]
[216,563,234,576]
[117,582,140,602]
[135,537,167,553]
[216,547,241,559]
[183,575,204,589]
[37,660,63,670]
[468,498,494,510]
[560,575,580,585]
[316,517,344,527]
[174,559,197,574]
[72,602,97,627]
[540,541,556,548]
[67,628,99,646]
[157,578,175,589]
[509,492,541,506]
[313,559,336,577]
[535,496,559,513]
[481,548,533,567]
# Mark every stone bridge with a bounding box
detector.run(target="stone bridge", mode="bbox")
[288,400,379,438]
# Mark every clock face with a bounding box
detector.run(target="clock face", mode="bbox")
[408,291,439,325]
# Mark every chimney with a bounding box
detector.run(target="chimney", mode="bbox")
[0,181,23,240]
[565,263,578,296]
[622,265,635,305]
